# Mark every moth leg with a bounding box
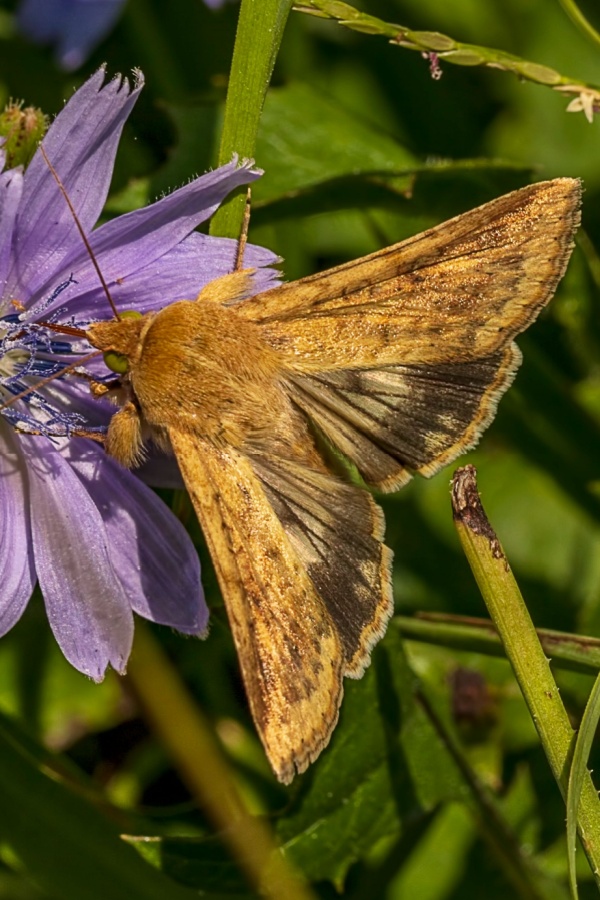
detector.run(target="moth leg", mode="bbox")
[90,378,132,412]
[14,425,105,444]
[194,269,256,306]
[234,186,252,272]
[196,188,256,306]
[105,400,145,468]
[193,188,253,307]
[68,429,106,443]
[89,377,122,396]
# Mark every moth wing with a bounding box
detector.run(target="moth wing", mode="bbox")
[236,179,580,491]
[169,430,344,783]
[249,452,393,678]
[286,346,519,490]
[237,179,580,369]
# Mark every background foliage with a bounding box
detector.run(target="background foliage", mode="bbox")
[0,0,599,897]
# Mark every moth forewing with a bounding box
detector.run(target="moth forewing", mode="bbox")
[240,178,581,369]
[84,177,581,782]
[246,179,581,495]
[168,432,347,784]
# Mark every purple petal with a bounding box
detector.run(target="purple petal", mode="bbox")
[46,377,113,429]
[58,231,281,316]
[41,159,265,315]
[47,381,185,489]
[0,167,23,292]
[11,70,143,304]
[18,0,126,72]
[21,435,134,680]
[0,427,35,635]
[64,440,207,634]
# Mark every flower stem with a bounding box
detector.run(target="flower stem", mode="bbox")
[126,622,315,900]
[451,465,600,887]
[557,0,600,50]
[210,0,293,239]
[396,613,600,675]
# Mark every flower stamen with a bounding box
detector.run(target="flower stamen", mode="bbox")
[0,309,103,437]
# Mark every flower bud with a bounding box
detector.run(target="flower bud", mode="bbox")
[0,102,47,169]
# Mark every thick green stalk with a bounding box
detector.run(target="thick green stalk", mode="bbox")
[451,465,600,887]
[210,0,293,239]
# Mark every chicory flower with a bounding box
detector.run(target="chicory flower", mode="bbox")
[0,69,278,680]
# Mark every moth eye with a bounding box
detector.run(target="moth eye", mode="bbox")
[101,310,142,373]
[103,350,129,374]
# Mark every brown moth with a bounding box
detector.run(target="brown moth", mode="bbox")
[86,178,580,784]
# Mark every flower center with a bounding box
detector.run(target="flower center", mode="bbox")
[0,310,85,434]
[0,277,113,440]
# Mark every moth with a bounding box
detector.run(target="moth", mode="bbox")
[84,178,580,784]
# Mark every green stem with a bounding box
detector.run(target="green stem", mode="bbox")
[451,465,600,887]
[557,0,600,49]
[396,614,600,675]
[210,0,293,239]
[126,623,315,900]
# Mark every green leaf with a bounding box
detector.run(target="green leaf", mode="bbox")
[567,671,600,900]
[0,713,198,900]
[253,81,417,202]
[126,630,463,892]
[160,86,529,233]
[126,834,254,898]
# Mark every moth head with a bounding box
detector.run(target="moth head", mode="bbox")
[87,310,147,375]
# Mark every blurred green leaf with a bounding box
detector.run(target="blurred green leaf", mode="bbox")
[0,713,199,900]
[0,594,121,744]
[126,835,254,898]
[254,81,417,199]
[567,671,600,900]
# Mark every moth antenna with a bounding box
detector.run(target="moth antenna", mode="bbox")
[40,144,121,320]
[234,186,252,273]
[0,348,103,412]
[12,321,89,340]
[39,322,89,338]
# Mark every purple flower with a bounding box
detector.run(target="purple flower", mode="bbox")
[17,0,127,72]
[0,69,279,681]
